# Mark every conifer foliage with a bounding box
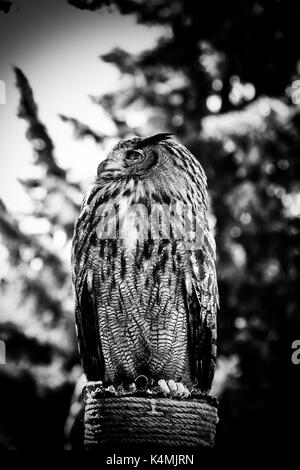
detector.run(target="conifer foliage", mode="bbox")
[1,0,300,450]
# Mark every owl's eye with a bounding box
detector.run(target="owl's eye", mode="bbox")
[125,149,144,164]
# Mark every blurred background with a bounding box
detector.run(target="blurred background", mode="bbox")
[0,0,300,451]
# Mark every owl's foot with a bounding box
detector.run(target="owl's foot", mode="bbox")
[114,376,148,395]
[158,379,191,398]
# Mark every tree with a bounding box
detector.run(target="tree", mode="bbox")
[0,68,82,449]
[1,0,300,450]
[65,0,300,451]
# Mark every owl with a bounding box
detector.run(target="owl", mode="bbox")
[72,133,218,396]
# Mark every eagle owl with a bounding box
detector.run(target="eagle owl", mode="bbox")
[72,133,218,395]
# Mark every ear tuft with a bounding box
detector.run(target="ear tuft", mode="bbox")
[137,132,173,149]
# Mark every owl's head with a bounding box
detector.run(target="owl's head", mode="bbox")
[97,132,186,181]
[96,133,206,205]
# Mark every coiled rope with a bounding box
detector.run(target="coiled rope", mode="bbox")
[83,382,218,449]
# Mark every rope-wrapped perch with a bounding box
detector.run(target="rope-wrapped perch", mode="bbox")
[83,381,219,450]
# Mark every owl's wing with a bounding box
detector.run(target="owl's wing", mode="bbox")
[74,278,104,381]
[184,228,219,392]
[72,189,105,381]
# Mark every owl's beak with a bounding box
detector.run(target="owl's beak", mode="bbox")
[97,159,123,179]
[97,160,106,176]
[97,160,107,176]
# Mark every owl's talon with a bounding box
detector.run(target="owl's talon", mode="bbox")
[135,375,148,390]
[182,384,191,398]
[107,385,117,394]
[128,382,137,393]
[158,379,190,397]
[174,382,185,397]
[167,380,177,393]
[158,379,170,396]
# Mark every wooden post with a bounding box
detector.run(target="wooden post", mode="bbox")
[82,381,218,450]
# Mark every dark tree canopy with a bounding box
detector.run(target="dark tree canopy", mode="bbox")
[0,0,300,451]
[70,0,300,114]
[65,0,300,451]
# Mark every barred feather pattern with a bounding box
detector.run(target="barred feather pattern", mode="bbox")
[72,134,218,392]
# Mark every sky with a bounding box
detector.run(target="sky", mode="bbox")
[0,0,165,212]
